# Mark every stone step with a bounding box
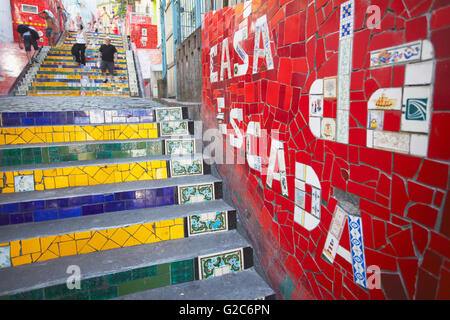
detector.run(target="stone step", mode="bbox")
[0,229,251,299]
[115,268,275,300]
[0,200,236,268]
[0,174,221,226]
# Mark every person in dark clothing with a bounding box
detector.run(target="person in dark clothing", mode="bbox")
[17,24,39,64]
[71,24,87,66]
[98,37,117,83]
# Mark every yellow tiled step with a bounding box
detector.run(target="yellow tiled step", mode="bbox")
[1,217,184,267]
[39,67,128,74]
[0,159,168,193]
[0,123,158,146]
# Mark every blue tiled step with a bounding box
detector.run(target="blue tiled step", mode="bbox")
[0,175,221,226]
[0,107,188,127]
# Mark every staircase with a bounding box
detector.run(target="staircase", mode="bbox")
[15,31,138,97]
[0,94,275,300]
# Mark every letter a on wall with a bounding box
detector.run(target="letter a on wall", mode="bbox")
[253,15,274,74]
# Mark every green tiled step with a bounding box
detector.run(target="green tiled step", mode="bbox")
[0,229,252,300]
[116,268,276,300]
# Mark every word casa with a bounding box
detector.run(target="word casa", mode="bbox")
[209,15,274,82]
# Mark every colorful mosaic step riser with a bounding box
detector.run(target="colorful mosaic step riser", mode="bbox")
[27,92,132,97]
[0,107,187,127]
[30,86,131,92]
[34,79,129,85]
[42,61,128,67]
[0,123,159,145]
[44,57,127,62]
[0,160,168,194]
[0,141,164,166]
[0,211,238,268]
[0,182,221,226]
[39,67,128,73]
[36,74,129,80]
[32,83,130,90]
[0,246,252,300]
[0,157,210,194]
[40,63,128,69]
[0,122,194,145]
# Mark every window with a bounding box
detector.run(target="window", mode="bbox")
[22,4,38,14]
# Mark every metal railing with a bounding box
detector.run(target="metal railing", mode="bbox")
[180,0,207,43]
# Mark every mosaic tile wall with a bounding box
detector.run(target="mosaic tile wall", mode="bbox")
[201,0,450,300]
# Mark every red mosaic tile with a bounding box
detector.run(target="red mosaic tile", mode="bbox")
[417,159,449,190]
[398,258,419,299]
[407,180,434,204]
[390,229,416,257]
[391,175,409,216]
[407,203,439,228]
[405,16,428,42]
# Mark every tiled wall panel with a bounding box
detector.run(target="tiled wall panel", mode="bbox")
[201,0,450,300]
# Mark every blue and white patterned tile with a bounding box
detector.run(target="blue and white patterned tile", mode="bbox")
[348,215,368,288]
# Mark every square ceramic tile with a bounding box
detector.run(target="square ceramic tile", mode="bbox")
[367,110,384,130]
[0,246,11,268]
[404,61,434,85]
[368,88,403,110]
[310,95,324,116]
[323,77,337,98]
[321,118,336,141]
[14,174,35,192]
[410,133,428,157]
[401,86,432,133]
[309,117,321,138]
